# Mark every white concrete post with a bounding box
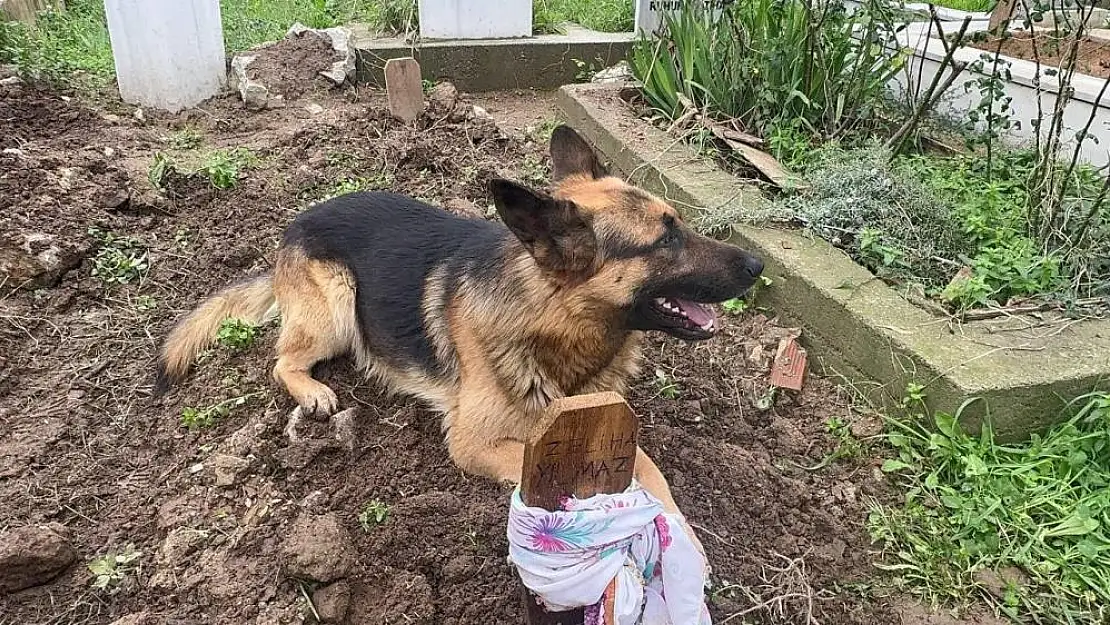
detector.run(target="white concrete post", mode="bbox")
[418,0,532,39]
[104,0,227,113]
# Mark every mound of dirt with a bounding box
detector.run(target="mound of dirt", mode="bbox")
[246,30,344,100]
[0,79,948,624]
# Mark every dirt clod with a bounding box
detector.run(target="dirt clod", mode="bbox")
[428,81,459,114]
[281,512,356,583]
[209,453,253,487]
[312,579,352,623]
[0,524,77,593]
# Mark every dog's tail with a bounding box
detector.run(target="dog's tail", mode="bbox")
[154,275,277,394]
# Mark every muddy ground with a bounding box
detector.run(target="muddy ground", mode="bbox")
[0,47,994,625]
[969,30,1110,79]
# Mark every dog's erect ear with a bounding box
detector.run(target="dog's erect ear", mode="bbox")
[550,125,606,181]
[489,178,597,282]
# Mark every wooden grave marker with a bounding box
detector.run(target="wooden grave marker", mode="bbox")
[519,392,639,625]
[384,57,424,123]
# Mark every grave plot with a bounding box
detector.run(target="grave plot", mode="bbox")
[0,33,948,625]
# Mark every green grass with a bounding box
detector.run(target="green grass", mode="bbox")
[181,393,259,430]
[2,0,628,89]
[871,389,1110,623]
[1,0,384,86]
[533,0,632,33]
[199,148,258,190]
[927,0,995,11]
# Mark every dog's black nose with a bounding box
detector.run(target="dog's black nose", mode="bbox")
[742,254,764,279]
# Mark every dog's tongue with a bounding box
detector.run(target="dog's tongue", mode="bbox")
[675,298,716,328]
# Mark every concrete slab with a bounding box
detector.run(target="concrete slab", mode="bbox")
[558,82,1110,439]
[350,24,635,92]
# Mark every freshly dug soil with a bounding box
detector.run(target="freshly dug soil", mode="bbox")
[1,80,961,624]
[969,30,1110,79]
[246,31,344,99]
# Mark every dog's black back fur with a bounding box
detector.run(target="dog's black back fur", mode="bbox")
[285,192,507,374]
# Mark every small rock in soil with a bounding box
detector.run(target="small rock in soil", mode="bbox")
[441,555,476,583]
[280,512,355,583]
[159,526,209,563]
[209,453,253,488]
[107,613,152,625]
[0,523,77,593]
[428,81,459,114]
[0,232,88,290]
[312,580,351,623]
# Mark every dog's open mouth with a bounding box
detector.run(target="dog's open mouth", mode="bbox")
[651,296,718,337]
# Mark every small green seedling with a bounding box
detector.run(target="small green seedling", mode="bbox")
[721,298,748,315]
[89,228,148,285]
[166,127,203,150]
[824,415,862,461]
[88,545,142,592]
[359,500,391,531]
[133,295,157,312]
[654,367,681,399]
[199,148,257,190]
[148,152,175,189]
[216,317,259,351]
[181,393,258,430]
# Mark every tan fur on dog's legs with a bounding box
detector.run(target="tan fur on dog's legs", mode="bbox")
[444,393,527,484]
[272,251,356,418]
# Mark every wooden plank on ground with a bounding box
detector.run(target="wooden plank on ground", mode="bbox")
[520,391,639,625]
[383,57,423,123]
[0,0,63,24]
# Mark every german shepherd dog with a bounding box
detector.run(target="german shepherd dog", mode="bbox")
[155,126,763,521]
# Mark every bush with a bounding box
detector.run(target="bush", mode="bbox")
[630,0,905,138]
[778,146,974,291]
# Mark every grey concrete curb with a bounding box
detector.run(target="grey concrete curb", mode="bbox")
[350,25,634,92]
[558,82,1110,439]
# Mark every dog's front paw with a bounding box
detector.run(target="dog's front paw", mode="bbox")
[300,387,340,420]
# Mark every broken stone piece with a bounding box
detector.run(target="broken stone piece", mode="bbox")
[0,523,78,593]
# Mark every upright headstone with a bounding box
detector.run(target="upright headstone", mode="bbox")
[384,57,424,123]
[418,0,532,39]
[634,0,727,35]
[104,0,226,113]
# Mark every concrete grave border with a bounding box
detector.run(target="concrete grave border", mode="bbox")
[351,25,635,92]
[558,82,1109,439]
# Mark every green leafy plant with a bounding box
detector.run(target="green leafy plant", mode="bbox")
[871,389,1110,623]
[721,298,748,315]
[630,0,905,139]
[88,545,142,592]
[216,317,259,350]
[358,500,391,531]
[166,127,204,150]
[181,393,259,430]
[0,0,114,88]
[199,148,257,190]
[148,153,175,189]
[89,228,149,285]
[653,367,681,400]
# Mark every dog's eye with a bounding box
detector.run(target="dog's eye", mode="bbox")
[660,229,681,248]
